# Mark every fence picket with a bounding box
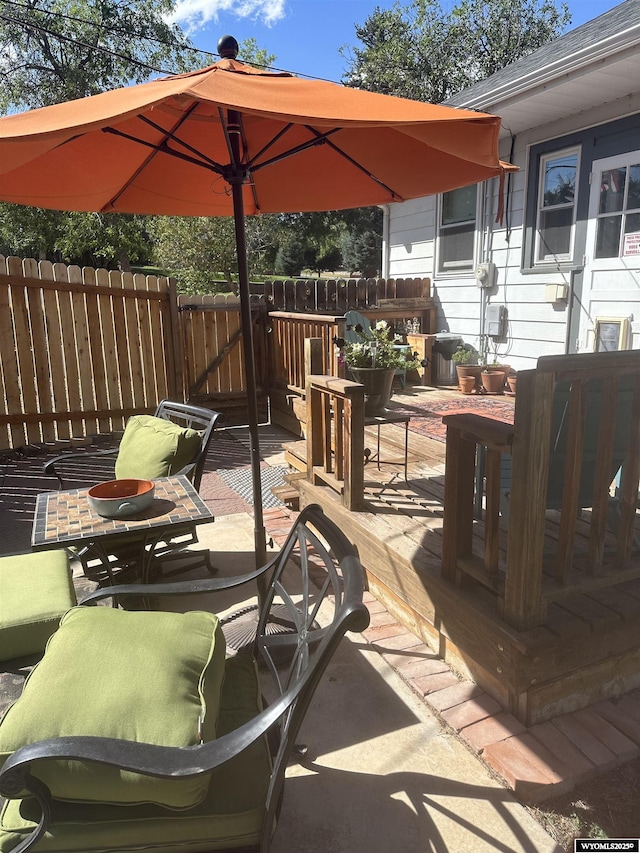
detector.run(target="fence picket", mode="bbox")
[9,257,41,445]
[0,261,25,447]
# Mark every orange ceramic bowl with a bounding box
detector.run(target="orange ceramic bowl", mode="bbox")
[87,479,155,518]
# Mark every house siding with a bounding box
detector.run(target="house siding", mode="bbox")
[387,99,640,370]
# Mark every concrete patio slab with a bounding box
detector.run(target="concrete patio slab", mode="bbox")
[193,513,562,853]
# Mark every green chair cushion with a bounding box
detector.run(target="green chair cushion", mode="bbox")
[0,607,226,809]
[0,653,271,852]
[0,551,76,663]
[114,415,202,481]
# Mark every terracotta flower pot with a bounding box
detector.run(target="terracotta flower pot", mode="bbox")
[507,374,517,394]
[459,375,476,395]
[481,370,505,394]
[455,364,482,392]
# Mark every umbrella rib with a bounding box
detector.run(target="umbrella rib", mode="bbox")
[103,127,225,176]
[248,125,403,200]
[306,126,403,200]
[246,122,295,168]
[250,127,343,173]
[138,115,226,174]
[101,104,226,209]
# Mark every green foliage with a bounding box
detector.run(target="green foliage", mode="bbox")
[274,238,305,277]
[150,215,238,293]
[0,0,203,112]
[336,320,421,370]
[340,207,383,277]
[57,212,152,268]
[451,345,479,365]
[341,0,571,103]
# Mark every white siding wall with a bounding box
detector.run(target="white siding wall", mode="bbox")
[387,95,640,370]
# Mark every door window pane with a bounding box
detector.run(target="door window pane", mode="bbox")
[628,165,640,210]
[593,160,640,259]
[624,212,640,235]
[599,168,626,213]
[595,216,622,259]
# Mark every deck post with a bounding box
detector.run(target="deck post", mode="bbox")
[442,424,475,583]
[503,370,553,630]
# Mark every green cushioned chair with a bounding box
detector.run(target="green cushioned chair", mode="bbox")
[0,505,370,853]
[0,551,76,666]
[42,401,223,584]
[44,401,222,493]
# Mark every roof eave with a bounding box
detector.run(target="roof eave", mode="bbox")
[448,25,640,113]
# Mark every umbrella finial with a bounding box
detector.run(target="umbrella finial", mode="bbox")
[218,36,239,60]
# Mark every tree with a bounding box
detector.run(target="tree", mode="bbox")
[340,207,383,277]
[0,0,203,267]
[341,0,570,103]
[0,0,201,112]
[151,215,239,293]
[0,2,277,273]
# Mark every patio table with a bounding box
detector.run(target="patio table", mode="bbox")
[31,475,213,585]
[364,412,411,481]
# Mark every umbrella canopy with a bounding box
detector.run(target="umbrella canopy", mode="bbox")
[0,53,513,216]
[0,37,515,568]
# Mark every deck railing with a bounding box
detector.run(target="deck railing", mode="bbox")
[305,374,365,511]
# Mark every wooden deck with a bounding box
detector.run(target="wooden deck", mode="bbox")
[285,388,640,727]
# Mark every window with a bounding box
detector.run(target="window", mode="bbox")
[437,184,477,274]
[535,148,579,263]
[593,162,640,258]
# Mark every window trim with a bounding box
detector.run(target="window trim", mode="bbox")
[534,145,580,266]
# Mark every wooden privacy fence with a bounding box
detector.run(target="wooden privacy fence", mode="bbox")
[0,261,431,450]
[0,257,180,450]
[260,277,431,313]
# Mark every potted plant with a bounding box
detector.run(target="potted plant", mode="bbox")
[451,345,481,391]
[481,367,506,394]
[482,359,511,392]
[334,321,420,415]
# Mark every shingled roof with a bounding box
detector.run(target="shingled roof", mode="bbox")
[446,0,640,109]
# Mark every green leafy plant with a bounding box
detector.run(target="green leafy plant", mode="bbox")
[334,320,420,370]
[451,345,478,365]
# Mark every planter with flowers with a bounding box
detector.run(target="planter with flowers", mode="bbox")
[334,320,420,415]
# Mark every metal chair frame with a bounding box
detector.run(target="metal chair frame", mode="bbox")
[42,401,223,583]
[0,505,370,853]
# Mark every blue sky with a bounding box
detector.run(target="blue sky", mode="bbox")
[174,0,625,82]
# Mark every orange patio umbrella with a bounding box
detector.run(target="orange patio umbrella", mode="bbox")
[0,36,515,566]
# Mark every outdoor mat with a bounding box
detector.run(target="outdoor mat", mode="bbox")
[388,394,515,443]
[204,431,251,471]
[216,465,289,509]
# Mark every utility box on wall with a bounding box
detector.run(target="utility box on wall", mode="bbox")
[486,304,507,337]
[545,283,569,303]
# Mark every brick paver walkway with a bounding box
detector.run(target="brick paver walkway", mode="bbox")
[263,505,640,806]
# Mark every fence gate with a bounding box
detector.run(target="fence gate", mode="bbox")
[177,294,269,424]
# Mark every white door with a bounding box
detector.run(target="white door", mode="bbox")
[579,151,640,352]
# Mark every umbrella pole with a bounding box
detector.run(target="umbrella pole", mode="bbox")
[229,176,268,576]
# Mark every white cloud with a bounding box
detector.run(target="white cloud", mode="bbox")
[170,0,286,32]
